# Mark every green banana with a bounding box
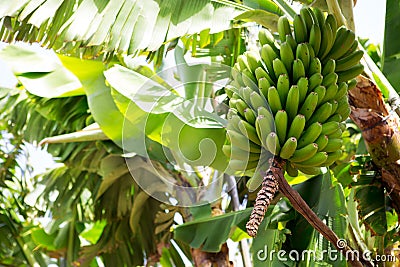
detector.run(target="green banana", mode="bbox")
[287,114,306,139]
[297,77,309,104]
[285,162,299,177]
[292,59,306,83]
[309,24,322,56]
[335,50,364,72]
[267,86,283,114]
[296,43,310,71]
[242,69,257,86]
[336,95,350,116]
[226,113,241,132]
[285,34,298,51]
[309,57,322,76]
[248,170,269,192]
[342,40,359,58]
[325,14,338,35]
[225,85,235,98]
[273,58,289,77]
[246,171,263,192]
[255,115,274,148]
[244,108,257,125]
[293,14,308,43]
[289,143,319,163]
[327,28,356,60]
[319,22,334,59]
[324,150,343,166]
[347,78,357,90]
[257,106,274,119]
[232,65,245,86]
[335,82,348,100]
[299,91,319,120]
[275,110,288,145]
[228,159,259,171]
[339,122,346,132]
[238,119,262,145]
[307,101,333,125]
[313,7,326,27]
[250,91,267,110]
[300,7,315,31]
[277,74,290,106]
[322,58,336,76]
[321,121,340,135]
[336,103,351,121]
[328,127,343,139]
[237,54,250,72]
[315,134,329,151]
[258,28,275,47]
[227,130,261,153]
[330,100,338,115]
[234,98,248,118]
[286,85,300,120]
[255,67,274,87]
[266,132,281,155]
[297,122,322,148]
[278,16,292,42]
[322,72,338,87]
[308,73,323,92]
[294,151,328,167]
[327,113,342,123]
[261,44,279,80]
[323,138,343,152]
[245,51,261,73]
[314,85,326,106]
[223,145,261,162]
[323,84,338,102]
[259,78,271,97]
[239,86,253,106]
[280,137,298,159]
[280,42,295,74]
[337,64,364,83]
[295,165,321,175]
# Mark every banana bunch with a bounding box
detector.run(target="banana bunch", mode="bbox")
[224,7,363,190]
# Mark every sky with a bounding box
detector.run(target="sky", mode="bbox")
[353,0,386,44]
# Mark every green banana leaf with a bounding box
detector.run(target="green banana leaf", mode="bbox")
[104,64,229,171]
[286,172,347,266]
[0,0,249,58]
[173,208,252,252]
[0,45,84,97]
[383,0,400,92]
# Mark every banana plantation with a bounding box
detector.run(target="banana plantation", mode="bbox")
[0,0,400,266]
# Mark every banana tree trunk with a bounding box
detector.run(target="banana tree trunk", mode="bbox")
[349,75,400,215]
[190,208,233,267]
[191,243,232,267]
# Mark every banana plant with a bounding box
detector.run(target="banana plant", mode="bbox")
[0,0,399,266]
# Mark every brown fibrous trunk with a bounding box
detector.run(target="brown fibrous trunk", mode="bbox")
[348,75,400,216]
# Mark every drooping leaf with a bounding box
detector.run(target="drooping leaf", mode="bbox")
[243,0,283,15]
[235,9,279,32]
[0,44,85,97]
[104,64,229,170]
[0,0,249,58]
[173,208,252,252]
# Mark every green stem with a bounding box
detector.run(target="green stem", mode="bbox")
[272,0,296,19]
[339,0,355,31]
[67,207,76,267]
[326,0,347,27]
